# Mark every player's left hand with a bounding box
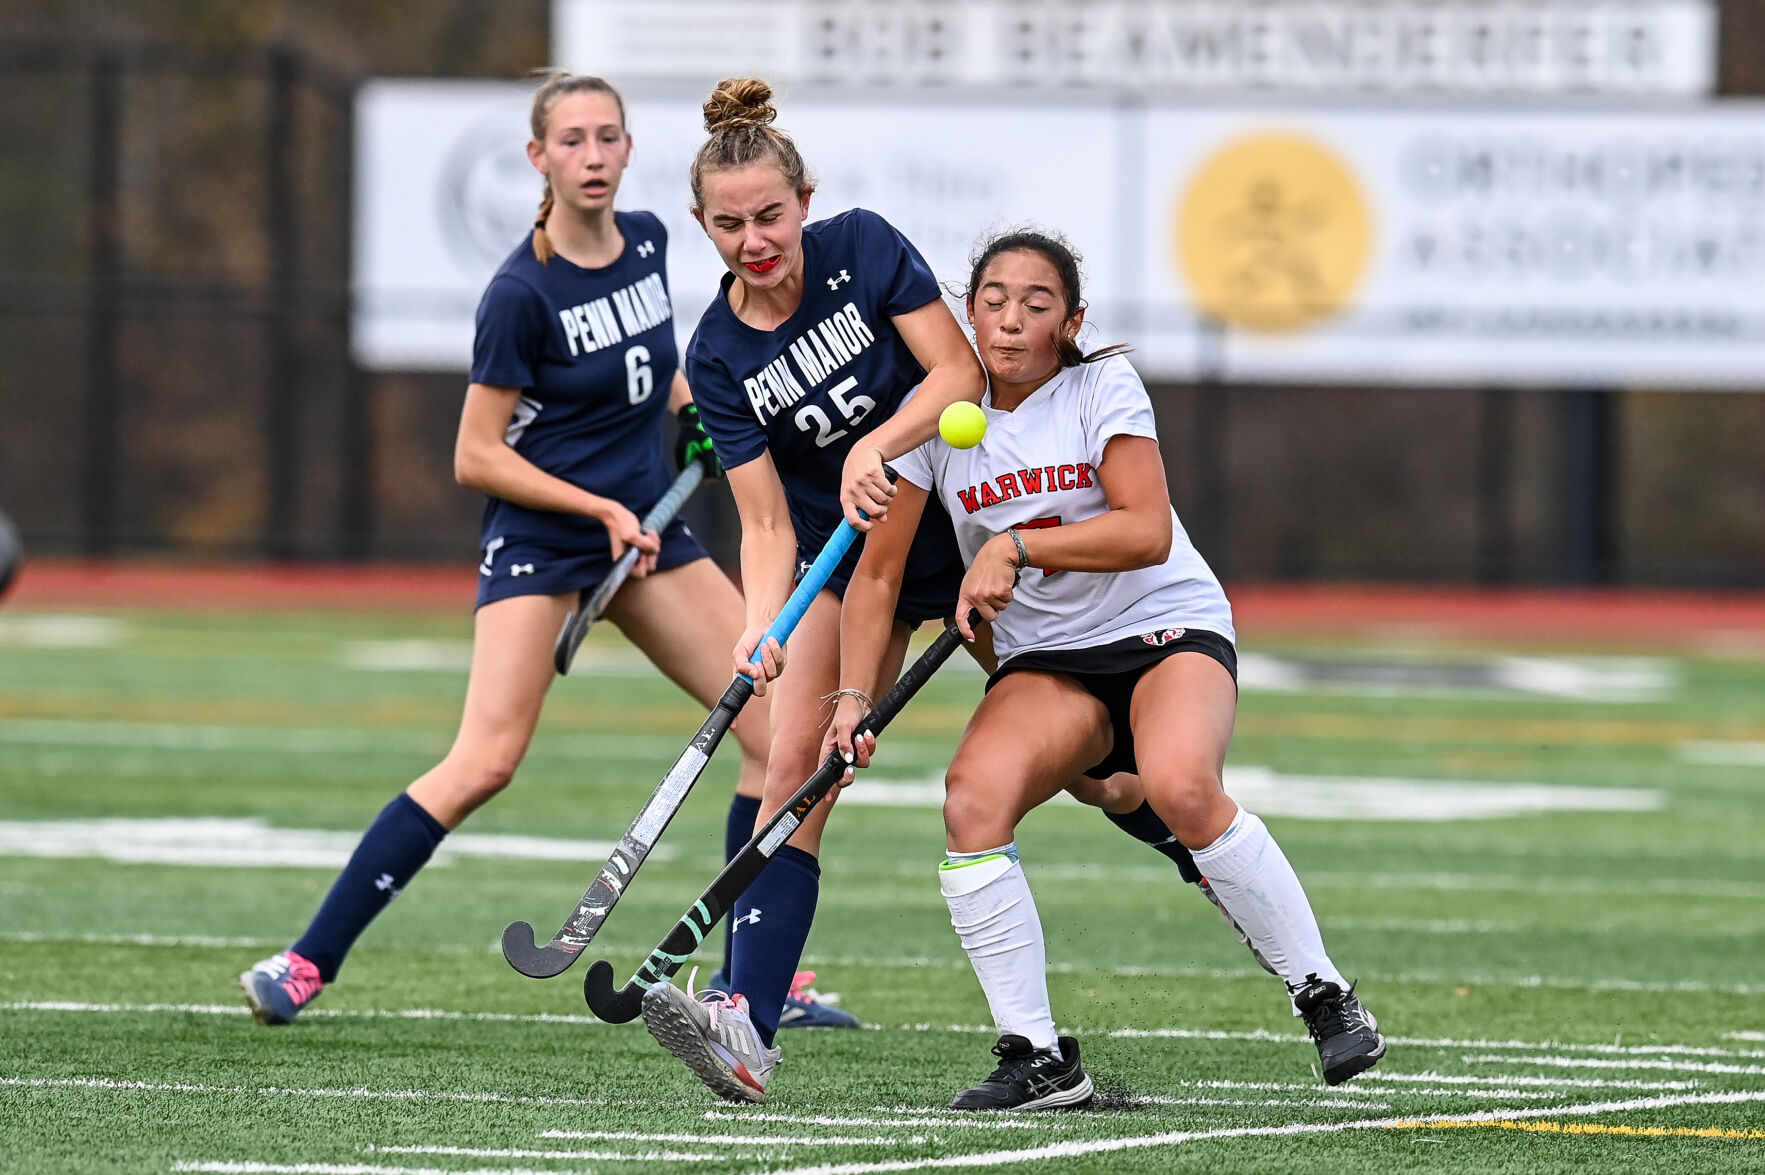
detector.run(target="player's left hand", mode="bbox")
[955,535,1019,640]
[674,404,723,479]
[840,445,895,530]
[822,694,878,789]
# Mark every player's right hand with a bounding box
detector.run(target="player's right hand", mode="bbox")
[955,535,1019,639]
[601,503,662,577]
[735,626,787,695]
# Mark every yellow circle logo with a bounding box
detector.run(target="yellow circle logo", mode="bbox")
[1176,133,1371,334]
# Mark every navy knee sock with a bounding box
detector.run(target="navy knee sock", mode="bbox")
[1105,800,1202,884]
[719,793,762,980]
[727,844,820,1047]
[292,792,446,983]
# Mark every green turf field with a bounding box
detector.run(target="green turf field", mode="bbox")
[3,604,1763,1173]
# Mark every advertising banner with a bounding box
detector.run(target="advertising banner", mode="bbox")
[354,81,1765,388]
[554,0,1716,96]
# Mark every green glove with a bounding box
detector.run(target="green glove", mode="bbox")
[674,403,722,479]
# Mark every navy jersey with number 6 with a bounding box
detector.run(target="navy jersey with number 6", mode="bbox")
[471,210,680,552]
[687,208,961,587]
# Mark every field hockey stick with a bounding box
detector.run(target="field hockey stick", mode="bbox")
[583,612,972,1022]
[502,486,887,979]
[554,464,706,676]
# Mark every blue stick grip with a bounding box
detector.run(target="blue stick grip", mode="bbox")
[739,464,893,684]
[739,523,859,684]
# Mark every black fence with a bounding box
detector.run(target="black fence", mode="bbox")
[0,41,363,560]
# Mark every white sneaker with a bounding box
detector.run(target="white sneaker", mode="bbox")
[642,968,781,1103]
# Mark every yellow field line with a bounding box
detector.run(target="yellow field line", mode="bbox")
[1387,1119,1765,1140]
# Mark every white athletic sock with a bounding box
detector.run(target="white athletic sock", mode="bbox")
[1189,807,1346,995]
[939,845,1057,1051]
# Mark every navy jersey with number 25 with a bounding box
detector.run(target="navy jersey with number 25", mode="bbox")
[471,210,680,553]
[687,207,961,586]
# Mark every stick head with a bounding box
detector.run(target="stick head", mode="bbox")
[583,959,644,1023]
[500,920,579,979]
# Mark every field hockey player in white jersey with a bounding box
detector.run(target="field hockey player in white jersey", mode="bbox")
[639,83,1263,1107]
[239,73,776,1026]
[830,229,1387,1109]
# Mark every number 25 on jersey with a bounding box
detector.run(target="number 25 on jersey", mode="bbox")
[794,376,875,448]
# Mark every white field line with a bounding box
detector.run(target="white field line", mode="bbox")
[365,1145,722,1162]
[0,718,633,757]
[0,717,958,766]
[1728,1031,1765,1042]
[0,1001,612,1025]
[1138,1095,1386,1109]
[1315,916,1761,938]
[176,1165,579,1175]
[1103,1025,1765,1061]
[0,614,126,648]
[1174,1075,1716,1099]
[802,952,1765,997]
[0,930,498,956]
[531,1131,900,1146]
[0,931,288,950]
[0,816,661,870]
[1463,1053,1765,1076]
[10,1002,1765,1063]
[1362,1071,1716,1091]
[703,1112,1057,1132]
[865,864,1765,901]
[1679,740,1765,767]
[762,1090,1765,1175]
[0,1076,700,1111]
[850,771,1663,822]
[3,932,1757,996]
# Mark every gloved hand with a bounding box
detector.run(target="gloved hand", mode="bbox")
[674,403,722,478]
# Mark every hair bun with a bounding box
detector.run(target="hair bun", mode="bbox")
[703,77,777,132]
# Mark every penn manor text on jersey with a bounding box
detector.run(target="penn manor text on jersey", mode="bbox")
[742,300,878,423]
[557,271,674,357]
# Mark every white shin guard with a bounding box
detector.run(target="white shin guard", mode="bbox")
[1190,808,1346,994]
[939,848,1057,1051]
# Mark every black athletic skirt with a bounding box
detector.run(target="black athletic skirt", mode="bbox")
[986,627,1237,779]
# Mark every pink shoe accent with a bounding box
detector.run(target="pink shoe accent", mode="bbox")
[788,970,821,1004]
[280,950,324,1006]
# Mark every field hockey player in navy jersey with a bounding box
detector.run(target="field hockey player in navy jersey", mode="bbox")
[829,229,1387,1109]
[634,76,988,1099]
[240,72,781,1026]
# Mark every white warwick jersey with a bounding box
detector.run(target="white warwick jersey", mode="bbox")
[892,355,1233,663]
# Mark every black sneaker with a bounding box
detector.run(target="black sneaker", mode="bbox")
[1293,974,1386,1085]
[949,1034,1094,1111]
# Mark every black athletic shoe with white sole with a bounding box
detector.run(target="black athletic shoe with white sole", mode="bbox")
[1293,974,1386,1085]
[949,1034,1094,1111]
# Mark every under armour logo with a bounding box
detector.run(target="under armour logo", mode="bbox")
[510,563,535,576]
[637,240,655,258]
[733,908,762,932]
[374,873,400,898]
[826,269,851,291]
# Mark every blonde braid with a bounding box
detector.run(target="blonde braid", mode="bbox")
[531,186,556,263]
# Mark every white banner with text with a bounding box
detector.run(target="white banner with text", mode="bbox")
[354,81,1765,388]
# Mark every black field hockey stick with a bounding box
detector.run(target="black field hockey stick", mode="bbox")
[554,464,706,676]
[502,502,877,979]
[583,612,971,1022]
